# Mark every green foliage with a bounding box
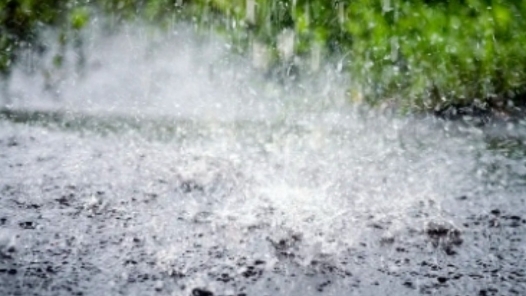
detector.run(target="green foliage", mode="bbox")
[1,0,525,111]
[70,7,90,30]
[340,0,526,110]
[217,0,526,110]
[0,0,88,75]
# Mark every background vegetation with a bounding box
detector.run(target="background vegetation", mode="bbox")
[1,0,525,112]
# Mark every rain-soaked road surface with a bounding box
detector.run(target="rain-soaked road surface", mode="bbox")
[1,108,525,296]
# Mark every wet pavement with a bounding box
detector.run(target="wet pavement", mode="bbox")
[1,110,525,296]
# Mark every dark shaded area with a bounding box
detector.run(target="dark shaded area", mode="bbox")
[433,93,526,126]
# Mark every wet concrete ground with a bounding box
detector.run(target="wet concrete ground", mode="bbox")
[1,117,525,296]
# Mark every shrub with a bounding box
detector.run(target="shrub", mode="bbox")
[1,0,525,111]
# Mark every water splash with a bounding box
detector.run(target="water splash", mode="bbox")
[1,21,524,295]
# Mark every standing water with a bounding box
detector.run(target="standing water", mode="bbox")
[1,24,525,296]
